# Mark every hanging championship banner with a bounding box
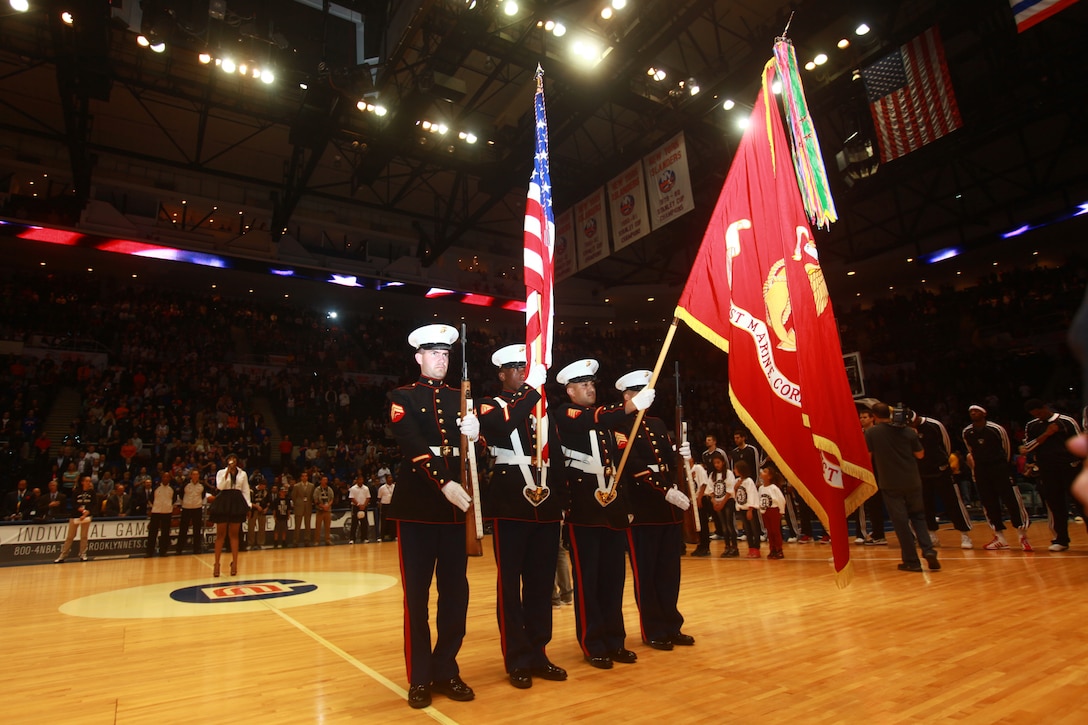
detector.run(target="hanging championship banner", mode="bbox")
[607,161,651,251]
[575,187,609,270]
[554,207,577,281]
[645,132,695,230]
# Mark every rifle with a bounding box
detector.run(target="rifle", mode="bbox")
[461,324,484,556]
[675,362,700,545]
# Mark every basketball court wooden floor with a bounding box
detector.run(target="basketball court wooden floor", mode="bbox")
[3,520,1087,724]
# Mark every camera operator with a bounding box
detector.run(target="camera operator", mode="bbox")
[864,402,939,572]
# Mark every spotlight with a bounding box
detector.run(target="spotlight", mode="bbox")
[503,0,518,16]
[612,0,627,8]
[465,132,477,144]
[721,98,735,110]
[136,35,151,48]
[600,7,612,20]
[544,20,555,31]
[814,53,828,65]
[299,82,308,90]
[373,105,387,116]
[238,63,248,76]
[221,58,236,73]
[260,69,274,84]
[837,38,850,49]
[804,61,816,71]
[10,0,29,12]
[198,52,212,64]
[737,116,750,131]
[855,23,871,36]
[150,41,166,53]
[552,22,566,37]
[61,11,74,25]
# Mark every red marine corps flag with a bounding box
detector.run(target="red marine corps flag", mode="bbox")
[675,63,876,584]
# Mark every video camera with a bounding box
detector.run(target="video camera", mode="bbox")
[890,403,914,427]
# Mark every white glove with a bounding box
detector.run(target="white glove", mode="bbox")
[457,412,480,442]
[665,486,691,511]
[442,481,472,512]
[524,365,547,390]
[631,386,656,411]
[679,441,691,460]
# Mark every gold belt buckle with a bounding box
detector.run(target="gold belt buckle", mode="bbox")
[440,445,453,457]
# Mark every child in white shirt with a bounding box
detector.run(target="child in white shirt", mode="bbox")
[758,464,788,559]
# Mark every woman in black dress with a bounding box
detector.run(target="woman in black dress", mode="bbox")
[210,454,251,576]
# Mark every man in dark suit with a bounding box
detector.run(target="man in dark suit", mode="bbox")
[103,483,131,517]
[4,479,35,520]
[40,480,67,520]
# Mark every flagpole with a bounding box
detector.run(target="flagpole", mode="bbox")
[531,329,546,486]
[603,318,681,497]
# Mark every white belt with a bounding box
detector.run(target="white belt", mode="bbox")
[429,446,460,457]
[563,446,605,475]
[492,398,549,500]
[493,448,534,466]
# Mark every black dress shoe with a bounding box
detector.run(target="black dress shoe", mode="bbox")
[924,553,941,570]
[670,632,695,646]
[610,648,638,664]
[646,639,674,651]
[431,676,475,701]
[585,655,613,670]
[690,548,711,557]
[509,669,532,689]
[898,562,923,572]
[530,662,568,681]
[407,684,431,709]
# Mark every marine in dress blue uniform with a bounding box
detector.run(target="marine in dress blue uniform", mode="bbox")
[386,324,478,709]
[477,344,569,689]
[615,370,695,652]
[554,359,654,670]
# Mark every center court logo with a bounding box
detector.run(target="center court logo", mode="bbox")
[60,571,398,619]
[170,578,318,604]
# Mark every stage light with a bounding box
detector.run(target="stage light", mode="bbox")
[221,58,236,73]
[814,53,828,65]
[373,105,387,116]
[837,38,850,49]
[260,69,274,84]
[805,61,816,71]
[737,116,750,131]
[552,22,566,37]
[544,20,555,31]
[10,0,29,12]
[503,1,518,16]
[198,52,212,64]
[150,41,166,53]
[238,63,248,76]
[601,7,612,20]
[61,11,74,25]
[612,0,627,8]
[299,82,308,90]
[137,35,151,47]
[855,23,871,36]
[722,98,735,110]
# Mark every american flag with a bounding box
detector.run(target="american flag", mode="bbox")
[1011,0,1079,33]
[861,27,962,164]
[524,65,554,480]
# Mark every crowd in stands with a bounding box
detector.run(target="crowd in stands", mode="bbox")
[2,253,1086,534]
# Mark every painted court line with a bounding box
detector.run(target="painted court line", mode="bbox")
[266,602,459,724]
